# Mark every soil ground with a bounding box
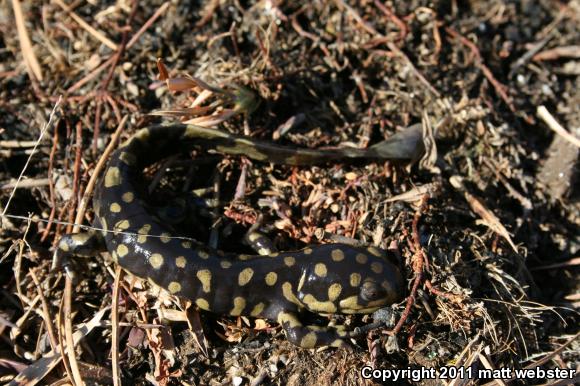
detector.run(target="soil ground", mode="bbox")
[0,1,579,385]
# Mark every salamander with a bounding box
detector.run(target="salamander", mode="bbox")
[55,123,414,348]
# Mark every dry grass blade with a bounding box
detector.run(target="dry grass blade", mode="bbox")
[53,0,118,51]
[29,269,58,351]
[450,176,519,253]
[7,350,62,386]
[2,97,60,216]
[481,331,580,386]
[11,0,43,81]
[0,140,43,148]
[63,277,83,385]
[186,308,210,358]
[57,115,127,386]
[0,178,50,190]
[534,45,580,61]
[383,183,439,203]
[537,105,580,148]
[446,337,482,386]
[479,352,508,386]
[522,331,580,371]
[7,308,109,386]
[530,257,580,271]
[149,106,215,117]
[73,115,128,231]
[112,266,123,386]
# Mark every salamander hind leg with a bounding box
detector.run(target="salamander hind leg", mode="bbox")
[277,311,353,349]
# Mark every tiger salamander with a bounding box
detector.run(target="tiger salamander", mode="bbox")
[55,124,410,348]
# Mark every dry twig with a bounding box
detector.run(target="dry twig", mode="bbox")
[11,0,43,81]
[537,105,580,148]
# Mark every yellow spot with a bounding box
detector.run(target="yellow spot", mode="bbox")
[110,202,121,213]
[265,272,277,286]
[239,254,251,260]
[328,283,342,301]
[134,128,150,142]
[104,167,121,187]
[230,297,246,315]
[238,268,254,286]
[350,273,361,287]
[282,282,302,306]
[198,250,209,259]
[284,256,296,267]
[74,233,93,243]
[371,262,383,274]
[196,270,212,293]
[111,250,118,262]
[302,294,337,313]
[160,232,171,243]
[339,296,385,313]
[59,240,69,252]
[119,152,136,166]
[331,339,345,348]
[137,224,151,243]
[116,244,129,258]
[181,241,192,249]
[115,220,130,231]
[303,247,313,255]
[314,263,327,277]
[175,256,186,268]
[258,248,269,255]
[368,246,383,257]
[300,332,318,349]
[121,191,134,203]
[149,253,164,269]
[339,295,359,310]
[196,298,209,310]
[355,253,368,264]
[220,260,232,269]
[277,311,302,328]
[168,282,181,294]
[248,233,260,242]
[250,302,265,316]
[334,325,347,333]
[331,249,345,262]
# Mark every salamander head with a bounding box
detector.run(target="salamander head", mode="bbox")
[294,245,404,315]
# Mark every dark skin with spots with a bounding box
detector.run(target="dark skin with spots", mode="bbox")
[56,124,409,348]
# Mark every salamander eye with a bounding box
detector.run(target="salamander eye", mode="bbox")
[361,280,382,302]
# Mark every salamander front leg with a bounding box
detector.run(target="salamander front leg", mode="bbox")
[277,311,352,349]
[52,232,107,279]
